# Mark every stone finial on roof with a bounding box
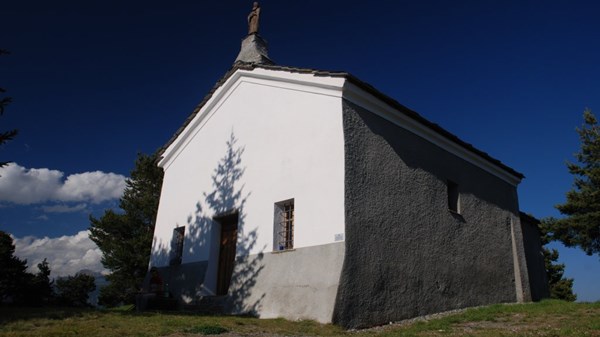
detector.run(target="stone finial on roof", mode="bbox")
[248,2,260,35]
[234,2,274,65]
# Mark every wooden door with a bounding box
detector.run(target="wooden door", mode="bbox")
[216,213,238,296]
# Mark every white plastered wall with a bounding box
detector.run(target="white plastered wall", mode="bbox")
[151,69,346,294]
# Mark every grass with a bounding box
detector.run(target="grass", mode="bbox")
[182,324,228,335]
[0,300,598,337]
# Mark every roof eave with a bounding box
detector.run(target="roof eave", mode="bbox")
[343,75,524,185]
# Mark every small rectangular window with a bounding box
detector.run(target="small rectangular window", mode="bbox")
[170,226,185,265]
[274,199,294,251]
[447,180,460,213]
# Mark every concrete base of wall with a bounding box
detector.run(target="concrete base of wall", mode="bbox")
[155,261,209,303]
[226,241,345,323]
[155,242,345,324]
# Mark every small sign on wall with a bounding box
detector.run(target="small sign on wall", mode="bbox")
[334,233,344,242]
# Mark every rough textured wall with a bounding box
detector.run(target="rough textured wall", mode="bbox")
[225,242,345,323]
[520,215,550,301]
[333,100,529,328]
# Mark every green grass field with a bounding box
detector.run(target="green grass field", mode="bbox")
[0,300,598,337]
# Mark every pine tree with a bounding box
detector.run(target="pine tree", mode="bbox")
[542,247,576,301]
[30,259,54,304]
[539,220,576,301]
[0,49,18,168]
[547,109,600,257]
[0,232,56,306]
[89,152,163,306]
[0,230,28,303]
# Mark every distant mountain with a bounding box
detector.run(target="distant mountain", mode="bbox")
[77,269,103,277]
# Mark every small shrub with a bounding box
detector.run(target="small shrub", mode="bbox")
[184,324,228,335]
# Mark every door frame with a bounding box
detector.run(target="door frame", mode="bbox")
[214,212,239,296]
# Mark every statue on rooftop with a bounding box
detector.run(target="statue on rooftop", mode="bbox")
[247,2,260,35]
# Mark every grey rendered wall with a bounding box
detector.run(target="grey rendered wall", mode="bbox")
[333,100,530,328]
[520,215,550,301]
[225,242,345,323]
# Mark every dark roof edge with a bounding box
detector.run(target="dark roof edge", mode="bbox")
[519,212,541,224]
[157,64,242,160]
[158,63,524,180]
[344,74,525,180]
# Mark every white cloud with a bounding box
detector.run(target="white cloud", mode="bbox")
[13,230,107,277]
[0,165,62,204]
[0,163,126,205]
[41,203,88,213]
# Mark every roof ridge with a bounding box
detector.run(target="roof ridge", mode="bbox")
[158,64,524,180]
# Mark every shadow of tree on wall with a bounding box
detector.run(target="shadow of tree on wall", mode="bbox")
[208,133,265,316]
[204,132,246,216]
[226,224,265,316]
[150,132,264,315]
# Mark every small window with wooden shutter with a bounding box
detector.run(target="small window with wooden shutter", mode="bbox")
[170,226,185,265]
[447,180,460,214]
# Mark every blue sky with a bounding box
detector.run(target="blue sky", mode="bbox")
[1,1,599,301]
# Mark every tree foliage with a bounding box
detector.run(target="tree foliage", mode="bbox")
[0,49,18,168]
[89,152,163,306]
[29,259,54,304]
[540,220,577,301]
[1,230,100,306]
[0,232,55,305]
[546,109,600,257]
[55,273,96,307]
[543,248,577,301]
[0,230,29,303]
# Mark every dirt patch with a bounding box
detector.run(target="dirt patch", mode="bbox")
[348,307,471,334]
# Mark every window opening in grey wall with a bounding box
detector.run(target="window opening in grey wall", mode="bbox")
[447,180,460,213]
[170,226,185,265]
[274,199,294,251]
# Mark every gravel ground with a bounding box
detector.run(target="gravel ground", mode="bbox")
[348,307,470,334]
